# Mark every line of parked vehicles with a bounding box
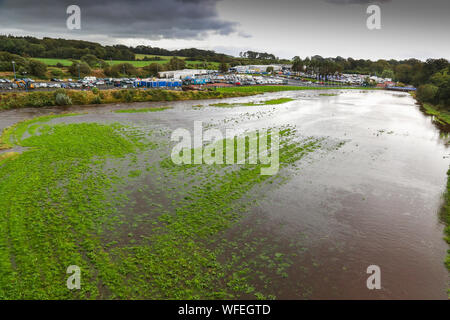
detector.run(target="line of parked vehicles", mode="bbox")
[0,77,141,91]
[185,75,289,86]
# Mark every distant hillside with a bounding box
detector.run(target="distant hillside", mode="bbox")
[0,35,289,65]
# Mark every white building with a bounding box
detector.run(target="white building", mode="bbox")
[158,69,214,79]
[233,64,291,73]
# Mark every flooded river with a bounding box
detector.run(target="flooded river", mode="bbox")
[1,89,448,299]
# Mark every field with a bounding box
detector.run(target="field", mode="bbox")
[34,57,220,69]
[0,112,326,299]
[209,98,295,108]
[34,58,73,67]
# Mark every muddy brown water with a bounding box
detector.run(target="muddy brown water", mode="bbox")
[0,89,449,299]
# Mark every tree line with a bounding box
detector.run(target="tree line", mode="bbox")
[291,55,449,108]
[0,35,289,66]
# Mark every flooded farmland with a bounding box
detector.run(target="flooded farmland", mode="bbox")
[0,89,448,299]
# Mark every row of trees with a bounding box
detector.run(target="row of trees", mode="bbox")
[0,51,47,77]
[0,35,290,66]
[66,56,193,78]
[416,68,450,108]
[0,36,135,60]
[291,55,449,108]
[291,55,448,85]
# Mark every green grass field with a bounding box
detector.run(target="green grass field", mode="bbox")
[35,56,220,69]
[34,58,73,67]
[0,113,326,299]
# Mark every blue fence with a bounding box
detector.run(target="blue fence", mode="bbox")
[133,80,182,88]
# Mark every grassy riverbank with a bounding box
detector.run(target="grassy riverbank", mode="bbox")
[0,86,372,111]
[421,103,450,126]
[0,88,255,110]
[415,98,450,277]
[443,172,450,272]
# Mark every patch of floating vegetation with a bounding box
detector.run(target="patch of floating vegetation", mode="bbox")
[210,98,294,108]
[0,113,82,150]
[319,93,338,97]
[114,106,172,113]
[0,114,343,299]
[0,151,19,164]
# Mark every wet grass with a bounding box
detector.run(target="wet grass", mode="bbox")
[421,103,450,126]
[114,107,172,113]
[0,151,18,164]
[319,93,338,97]
[0,113,328,299]
[210,98,294,108]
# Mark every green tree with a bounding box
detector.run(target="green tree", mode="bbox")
[68,62,91,78]
[416,84,439,104]
[381,69,394,79]
[111,63,137,76]
[395,64,413,84]
[219,62,229,73]
[28,59,47,77]
[166,57,186,71]
[142,63,165,77]
[81,54,99,68]
[292,56,303,72]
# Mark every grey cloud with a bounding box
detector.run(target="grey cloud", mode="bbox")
[0,0,238,39]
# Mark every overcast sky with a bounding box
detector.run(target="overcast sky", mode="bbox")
[0,0,449,60]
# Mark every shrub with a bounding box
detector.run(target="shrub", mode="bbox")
[55,93,72,106]
[68,62,91,77]
[92,87,99,95]
[124,90,134,102]
[50,68,63,77]
[69,91,88,105]
[91,95,102,104]
[28,59,47,77]
[112,90,123,100]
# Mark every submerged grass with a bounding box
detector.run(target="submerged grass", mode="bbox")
[0,113,327,299]
[114,107,172,113]
[210,98,294,108]
[421,103,450,126]
[319,93,338,97]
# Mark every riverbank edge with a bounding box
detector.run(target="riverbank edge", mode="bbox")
[412,94,450,278]
[0,86,378,111]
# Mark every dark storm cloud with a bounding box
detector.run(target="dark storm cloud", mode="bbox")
[0,0,237,39]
